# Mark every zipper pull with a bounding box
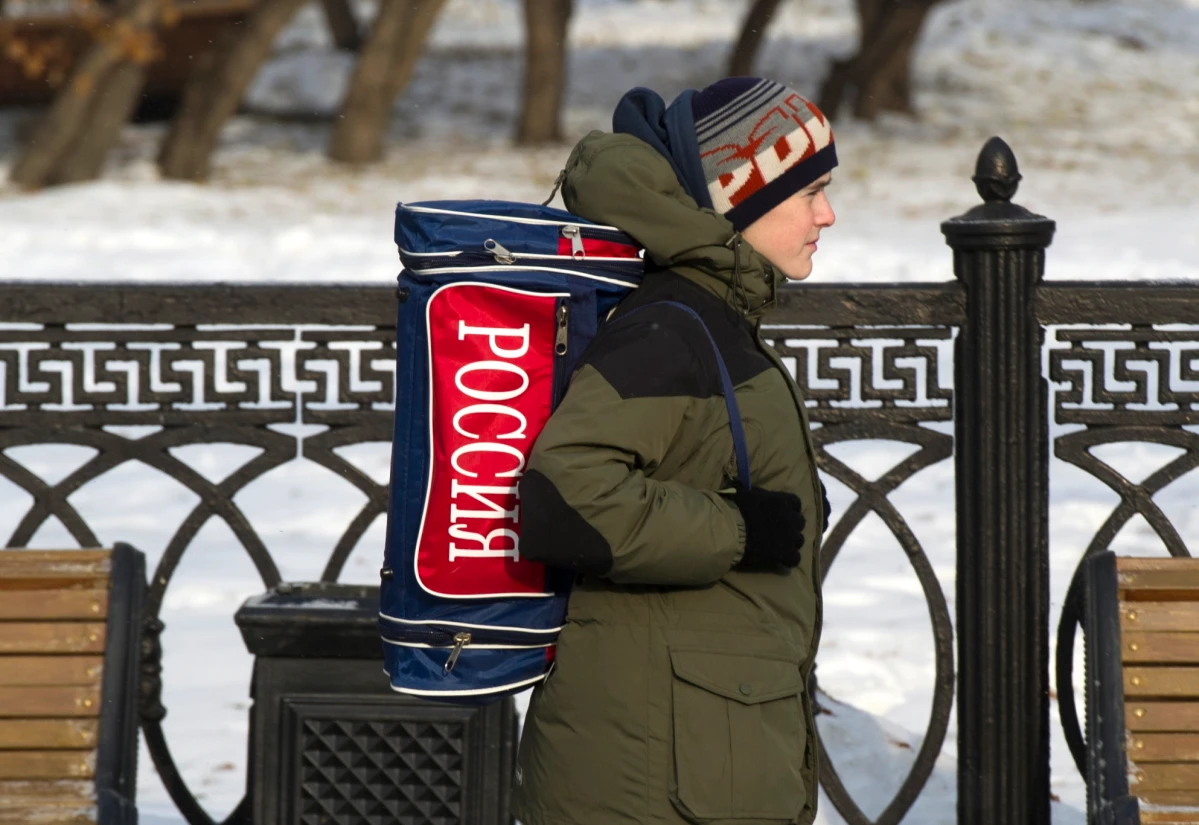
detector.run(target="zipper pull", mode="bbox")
[444,631,472,673]
[561,225,585,259]
[484,239,516,264]
[555,304,569,356]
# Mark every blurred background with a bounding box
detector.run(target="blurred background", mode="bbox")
[1,0,1195,285]
[0,0,1196,822]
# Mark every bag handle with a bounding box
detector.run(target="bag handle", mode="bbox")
[610,301,752,489]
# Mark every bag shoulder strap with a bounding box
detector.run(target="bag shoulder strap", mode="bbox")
[609,300,752,489]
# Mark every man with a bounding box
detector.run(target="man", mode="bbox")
[514,76,836,825]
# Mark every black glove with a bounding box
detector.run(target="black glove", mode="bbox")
[729,485,805,569]
[820,479,832,534]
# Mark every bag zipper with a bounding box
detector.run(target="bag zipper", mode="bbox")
[379,614,562,641]
[552,299,570,405]
[380,621,559,674]
[404,262,641,290]
[402,241,641,270]
[401,204,631,238]
[560,224,641,259]
[555,302,569,356]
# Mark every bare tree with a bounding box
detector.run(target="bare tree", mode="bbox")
[319,0,362,51]
[516,0,572,144]
[52,62,147,184]
[156,0,310,180]
[8,0,171,189]
[327,0,447,164]
[728,0,785,77]
[819,0,947,120]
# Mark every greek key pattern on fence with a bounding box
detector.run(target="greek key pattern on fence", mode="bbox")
[769,327,954,423]
[0,327,396,425]
[1049,326,1199,426]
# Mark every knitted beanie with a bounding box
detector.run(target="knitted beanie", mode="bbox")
[692,77,837,231]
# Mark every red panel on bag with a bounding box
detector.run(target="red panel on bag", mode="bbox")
[417,283,561,598]
[556,238,641,259]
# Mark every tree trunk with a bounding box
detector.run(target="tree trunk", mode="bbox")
[157,0,309,181]
[516,0,572,145]
[818,0,943,121]
[53,62,147,184]
[327,0,447,165]
[7,0,162,189]
[727,0,785,77]
[320,0,361,51]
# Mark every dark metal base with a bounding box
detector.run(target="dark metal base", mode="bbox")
[238,585,517,825]
[98,543,146,825]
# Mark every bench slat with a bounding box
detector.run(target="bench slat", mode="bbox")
[0,686,101,718]
[0,809,97,825]
[1120,566,1199,602]
[1126,632,1199,664]
[0,780,95,801]
[0,552,110,583]
[1119,558,1199,573]
[1126,668,1199,698]
[0,720,98,749]
[0,622,106,654]
[1128,733,1199,762]
[1140,810,1199,824]
[0,656,103,687]
[1132,763,1199,790]
[1122,602,1199,633]
[0,590,108,621]
[1136,789,1199,808]
[0,751,94,781]
[1128,703,1199,732]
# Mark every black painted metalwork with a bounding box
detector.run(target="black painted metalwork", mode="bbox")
[0,302,396,825]
[235,584,517,825]
[1045,304,1199,805]
[1080,552,1141,825]
[766,320,958,825]
[943,136,1056,825]
[95,542,147,825]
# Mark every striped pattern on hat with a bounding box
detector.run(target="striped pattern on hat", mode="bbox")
[692,77,837,231]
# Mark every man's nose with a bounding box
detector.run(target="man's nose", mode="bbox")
[818,193,836,227]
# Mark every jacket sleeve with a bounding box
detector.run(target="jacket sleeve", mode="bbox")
[516,318,746,586]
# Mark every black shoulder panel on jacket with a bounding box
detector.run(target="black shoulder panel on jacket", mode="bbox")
[583,313,715,399]
[518,469,613,576]
[580,273,773,399]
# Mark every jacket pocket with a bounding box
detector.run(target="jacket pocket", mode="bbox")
[668,647,806,823]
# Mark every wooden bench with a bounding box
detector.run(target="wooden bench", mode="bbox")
[1083,553,1199,825]
[0,546,145,825]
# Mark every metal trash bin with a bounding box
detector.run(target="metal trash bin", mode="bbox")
[235,582,516,825]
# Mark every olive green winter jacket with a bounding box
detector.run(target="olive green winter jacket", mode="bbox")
[511,130,825,825]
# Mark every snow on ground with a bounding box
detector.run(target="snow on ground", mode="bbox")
[1,0,1198,821]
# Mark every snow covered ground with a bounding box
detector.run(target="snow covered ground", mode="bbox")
[2,0,1198,821]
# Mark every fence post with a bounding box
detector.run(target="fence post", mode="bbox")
[942,137,1056,825]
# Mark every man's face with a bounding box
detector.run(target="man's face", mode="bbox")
[741,174,835,281]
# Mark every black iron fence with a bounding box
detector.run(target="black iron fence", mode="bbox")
[2,137,1198,825]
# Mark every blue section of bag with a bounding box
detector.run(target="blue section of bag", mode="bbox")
[394,199,638,258]
[381,201,644,702]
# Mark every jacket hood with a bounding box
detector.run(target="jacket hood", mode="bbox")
[559,131,785,319]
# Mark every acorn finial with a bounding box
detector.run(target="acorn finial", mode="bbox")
[972,136,1022,203]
